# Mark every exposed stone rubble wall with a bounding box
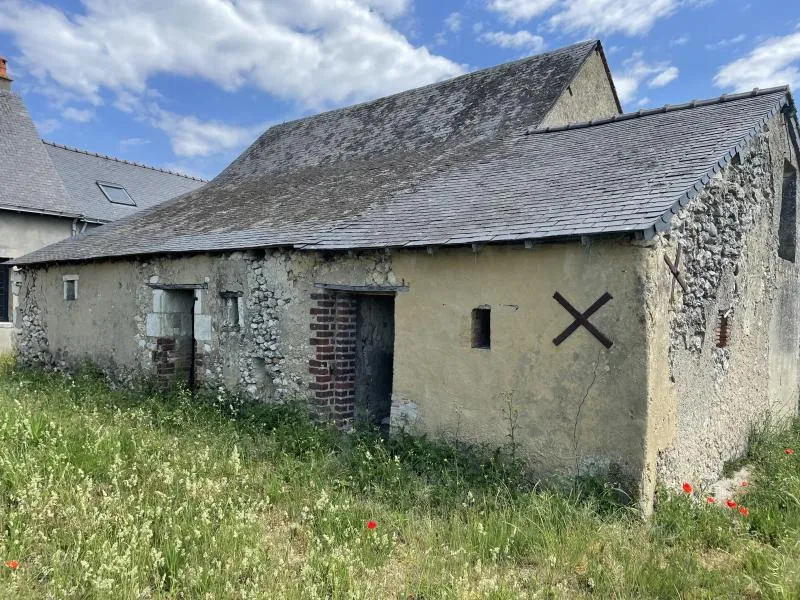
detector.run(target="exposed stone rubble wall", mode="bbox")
[15,249,395,411]
[643,114,800,491]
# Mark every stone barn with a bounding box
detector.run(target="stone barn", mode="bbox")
[8,40,800,505]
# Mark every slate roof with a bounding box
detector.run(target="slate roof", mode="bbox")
[13,87,794,267]
[44,142,206,223]
[225,40,610,176]
[0,89,79,218]
[0,88,205,224]
[10,41,620,265]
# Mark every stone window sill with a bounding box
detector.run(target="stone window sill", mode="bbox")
[0,322,14,328]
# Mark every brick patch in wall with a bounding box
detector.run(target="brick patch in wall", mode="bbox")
[309,291,357,422]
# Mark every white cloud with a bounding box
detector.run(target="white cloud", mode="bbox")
[649,65,679,87]
[487,0,559,21]
[670,36,689,46]
[444,12,463,32]
[479,30,546,53]
[488,0,704,36]
[548,0,678,36]
[705,34,746,50]
[0,0,463,160]
[147,105,266,158]
[119,137,150,148]
[61,106,94,122]
[714,32,800,91]
[35,117,59,135]
[636,97,651,107]
[0,0,462,110]
[613,53,679,105]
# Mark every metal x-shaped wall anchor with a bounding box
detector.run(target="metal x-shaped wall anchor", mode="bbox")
[664,244,689,301]
[552,291,613,349]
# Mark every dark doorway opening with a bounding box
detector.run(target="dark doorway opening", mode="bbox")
[354,294,395,428]
[0,262,10,323]
[153,289,196,392]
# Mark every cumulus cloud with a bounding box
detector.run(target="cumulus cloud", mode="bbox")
[35,117,60,135]
[649,66,679,87]
[487,0,559,21]
[488,0,701,36]
[548,0,678,36]
[705,34,746,50]
[444,12,463,32]
[61,106,94,123]
[0,0,461,108]
[0,0,462,159]
[145,106,267,158]
[714,33,800,91]
[613,53,679,105]
[479,30,546,53]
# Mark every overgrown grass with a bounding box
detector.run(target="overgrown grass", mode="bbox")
[0,358,798,598]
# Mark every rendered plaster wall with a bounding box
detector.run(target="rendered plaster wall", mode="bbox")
[539,49,620,128]
[643,114,800,494]
[0,211,74,351]
[389,242,651,492]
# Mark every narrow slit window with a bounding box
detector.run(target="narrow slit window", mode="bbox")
[471,306,491,349]
[97,181,136,206]
[778,160,797,262]
[716,309,732,348]
[63,275,78,301]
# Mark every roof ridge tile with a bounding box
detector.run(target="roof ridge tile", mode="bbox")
[525,86,790,135]
[41,140,207,182]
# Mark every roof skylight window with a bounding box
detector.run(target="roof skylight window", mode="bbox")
[97,181,136,206]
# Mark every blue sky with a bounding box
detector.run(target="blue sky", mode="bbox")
[1,0,799,180]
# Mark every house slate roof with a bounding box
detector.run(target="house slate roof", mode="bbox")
[0,89,79,219]
[43,142,206,223]
[0,88,205,224]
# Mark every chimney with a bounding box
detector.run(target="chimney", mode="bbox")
[0,57,12,91]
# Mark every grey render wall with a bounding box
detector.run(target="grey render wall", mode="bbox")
[1,211,76,351]
[641,112,800,494]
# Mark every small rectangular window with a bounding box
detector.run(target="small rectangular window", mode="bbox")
[97,181,136,206]
[471,306,491,349]
[63,275,78,301]
[0,263,9,322]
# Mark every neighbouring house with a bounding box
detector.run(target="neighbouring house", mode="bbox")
[0,56,206,349]
[9,40,800,507]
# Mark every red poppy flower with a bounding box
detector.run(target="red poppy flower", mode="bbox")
[707,497,717,504]
[682,482,693,494]
[786,448,795,455]
[367,520,377,530]
[739,506,750,517]
[725,499,737,509]
[740,481,749,487]
[4,560,18,570]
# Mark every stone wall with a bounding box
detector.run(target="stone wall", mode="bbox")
[642,112,800,491]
